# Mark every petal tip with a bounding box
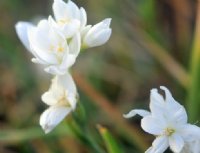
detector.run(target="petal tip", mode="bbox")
[123,110,136,118]
[123,113,131,118]
[104,18,112,26]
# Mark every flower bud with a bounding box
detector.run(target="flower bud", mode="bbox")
[83,18,112,48]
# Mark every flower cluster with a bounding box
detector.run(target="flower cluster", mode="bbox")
[15,0,111,133]
[124,86,200,153]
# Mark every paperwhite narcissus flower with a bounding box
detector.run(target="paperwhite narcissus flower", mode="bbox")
[124,86,200,153]
[15,0,112,134]
[15,18,81,75]
[83,18,112,48]
[40,72,77,133]
[52,0,112,48]
[52,0,87,38]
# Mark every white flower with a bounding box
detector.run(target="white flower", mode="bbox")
[124,86,200,153]
[52,0,87,38]
[40,72,78,133]
[52,0,112,48]
[15,18,81,75]
[83,18,112,48]
[16,0,112,69]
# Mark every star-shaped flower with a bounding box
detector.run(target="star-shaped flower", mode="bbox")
[40,72,78,133]
[124,86,200,153]
[15,18,80,75]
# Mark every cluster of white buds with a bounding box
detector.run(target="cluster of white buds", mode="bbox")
[15,0,112,133]
[124,86,200,153]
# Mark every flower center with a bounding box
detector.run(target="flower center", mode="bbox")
[58,19,70,25]
[57,92,71,107]
[57,46,64,52]
[50,44,64,53]
[165,128,175,136]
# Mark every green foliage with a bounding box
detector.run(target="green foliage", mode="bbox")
[98,125,123,153]
[187,10,200,122]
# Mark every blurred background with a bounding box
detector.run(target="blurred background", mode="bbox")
[0,0,197,152]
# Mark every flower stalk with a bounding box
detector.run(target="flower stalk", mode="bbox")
[66,115,105,153]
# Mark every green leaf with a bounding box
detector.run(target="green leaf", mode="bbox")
[0,124,70,143]
[187,4,200,122]
[97,125,124,153]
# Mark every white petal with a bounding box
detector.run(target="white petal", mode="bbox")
[28,21,58,65]
[40,106,72,133]
[29,45,58,65]
[62,19,80,38]
[85,18,111,38]
[169,133,184,153]
[91,29,112,47]
[102,18,112,27]
[41,77,64,106]
[145,136,169,153]
[41,91,58,106]
[80,7,87,28]
[149,88,166,118]
[41,74,77,110]
[53,0,72,21]
[179,124,200,142]
[181,140,200,153]
[172,106,187,125]
[141,116,165,135]
[81,25,92,38]
[69,32,81,56]
[57,72,77,109]
[145,147,154,153]
[44,66,66,75]
[60,54,76,70]
[31,58,47,64]
[91,18,111,33]
[160,86,188,123]
[123,109,150,118]
[66,93,77,110]
[48,15,58,27]
[67,0,80,19]
[180,141,191,153]
[32,23,51,49]
[58,72,77,95]
[160,86,182,110]
[15,21,34,51]
[44,54,75,75]
[28,27,50,64]
[193,140,200,153]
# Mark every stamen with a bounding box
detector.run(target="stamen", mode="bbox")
[165,128,175,136]
[58,19,70,25]
[57,46,64,52]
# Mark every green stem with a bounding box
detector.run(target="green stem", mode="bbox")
[66,102,105,153]
[97,125,124,153]
[66,119,105,153]
[187,0,200,122]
